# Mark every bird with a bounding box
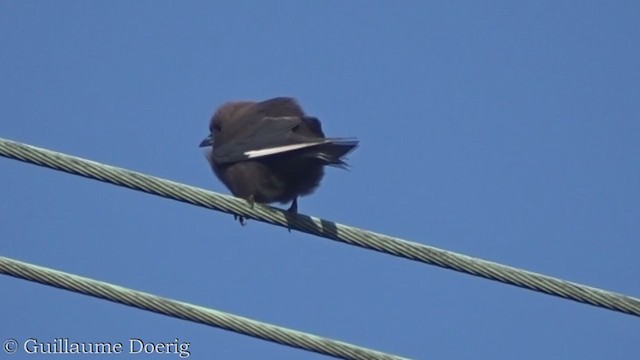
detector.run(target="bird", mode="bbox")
[199,97,359,225]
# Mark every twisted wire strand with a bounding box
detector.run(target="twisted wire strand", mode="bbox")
[1,137,639,317]
[0,256,408,360]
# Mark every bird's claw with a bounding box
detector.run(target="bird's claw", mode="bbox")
[233,214,247,226]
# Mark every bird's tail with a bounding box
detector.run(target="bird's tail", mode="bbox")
[306,138,359,169]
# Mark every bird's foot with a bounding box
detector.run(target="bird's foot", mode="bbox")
[285,198,298,233]
[232,195,255,227]
[287,198,298,214]
[233,214,247,226]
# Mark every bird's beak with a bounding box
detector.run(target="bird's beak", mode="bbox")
[199,135,213,148]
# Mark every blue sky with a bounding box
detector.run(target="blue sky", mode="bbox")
[1,1,639,359]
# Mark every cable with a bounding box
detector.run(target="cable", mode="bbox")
[1,137,639,317]
[0,256,408,360]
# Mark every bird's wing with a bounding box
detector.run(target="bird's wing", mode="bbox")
[211,116,325,164]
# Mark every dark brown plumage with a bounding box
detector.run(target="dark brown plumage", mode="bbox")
[199,97,358,225]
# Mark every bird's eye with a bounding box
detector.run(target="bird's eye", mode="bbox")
[212,123,221,133]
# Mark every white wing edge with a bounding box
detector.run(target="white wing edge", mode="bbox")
[244,140,328,158]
